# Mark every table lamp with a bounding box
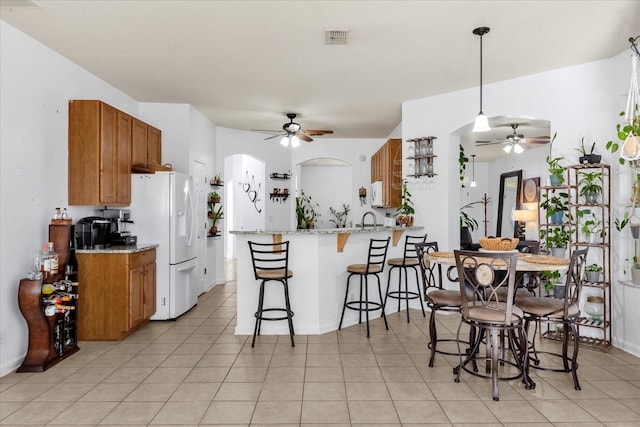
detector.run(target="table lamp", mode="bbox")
[513,209,536,240]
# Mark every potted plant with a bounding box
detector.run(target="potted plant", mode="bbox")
[632,256,640,285]
[209,204,223,235]
[540,225,569,258]
[540,190,569,224]
[606,111,640,166]
[546,132,565,185]
[542,270,564,298]
[209,191,221,204]
[578,170,602,204]
[329,203,351,228]
[460,200,481,232]
[575,137,602,164]
[394,180,415,226]
[585,264,603,283]
[295,190,320,229]
[579,211,604,243]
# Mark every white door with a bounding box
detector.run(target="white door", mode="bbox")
[192,160,207,295]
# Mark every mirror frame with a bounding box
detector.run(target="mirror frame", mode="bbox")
[496,170,522,237]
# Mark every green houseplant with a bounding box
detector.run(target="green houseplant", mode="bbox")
[540,190,569,224]
[585,264,603,283]
[546,132,566,185]
[329,204,351,228]
[540,225,569,258]
[578,170,602,204]
[578,210,604,243]
[209,191,221,203]
[575,137,601,164]
[395,180,415,226]
[208,204,223,235]
[296,190,320,229]
[460,200,481,232]
[541,270,564,298]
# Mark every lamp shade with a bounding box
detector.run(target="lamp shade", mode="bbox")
[280,136,289,147]
[503,144,512,154]
[513,143,524,154]
[513,209,536,222]
[290,135,301,148]
[472,113,490,132]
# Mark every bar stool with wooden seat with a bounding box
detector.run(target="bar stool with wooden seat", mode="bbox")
[384,234,427,322]
[248,240,294,348]
[339,237,390,338]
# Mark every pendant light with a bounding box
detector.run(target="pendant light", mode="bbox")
[470,154,477,187]
[472,27,491,133]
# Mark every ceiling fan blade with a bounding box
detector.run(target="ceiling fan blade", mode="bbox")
[476,140,504,145]
[304,129,334,136]
[299,133,313,142]
[525,136,550,143]
[252,129,283,134]
[264,133,284,141]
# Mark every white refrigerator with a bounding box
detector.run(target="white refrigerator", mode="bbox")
[130,171,198,319]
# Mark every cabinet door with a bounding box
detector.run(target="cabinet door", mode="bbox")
[147,125,162,166]
[116,111,132,204]
[143,262,156,319]
[99,103,118,205]
[128,266,145,329]
[131,118,148,166]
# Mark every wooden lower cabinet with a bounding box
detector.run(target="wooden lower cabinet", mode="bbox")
[77,248,156,340]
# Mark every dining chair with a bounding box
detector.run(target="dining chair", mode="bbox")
[248,240,294,347]
[415,242,466,367]
[339,237,390,338]
[453,249,534,401]
[384,234,427,322]
[517,248,588,390]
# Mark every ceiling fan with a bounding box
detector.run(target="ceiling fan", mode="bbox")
[475,123,550,154]
[253,113,333,147]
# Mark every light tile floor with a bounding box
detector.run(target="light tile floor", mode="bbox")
[1,276,640,426]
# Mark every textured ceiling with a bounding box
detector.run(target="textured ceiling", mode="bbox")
[1,0,638,147]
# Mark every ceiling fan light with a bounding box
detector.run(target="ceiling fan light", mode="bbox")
[280,136,289,147]
[472,113,491,132]
[290,135,301,148]
[503,144,512,154]
[513,143,524,154]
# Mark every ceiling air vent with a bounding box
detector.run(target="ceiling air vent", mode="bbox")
[325,30,349,45]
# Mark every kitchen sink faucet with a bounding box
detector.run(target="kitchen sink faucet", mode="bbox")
[360,211,377,228]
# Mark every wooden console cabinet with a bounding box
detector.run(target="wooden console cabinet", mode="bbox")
[77,248,156,340]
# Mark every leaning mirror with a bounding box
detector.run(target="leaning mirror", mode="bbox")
[496,170,522,237]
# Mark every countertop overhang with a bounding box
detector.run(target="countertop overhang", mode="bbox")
[231,226,424,252]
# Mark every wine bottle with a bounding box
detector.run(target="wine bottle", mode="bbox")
[40,243,51,278]
[48,242,59,275]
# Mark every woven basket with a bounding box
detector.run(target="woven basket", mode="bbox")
[478,237,519,251]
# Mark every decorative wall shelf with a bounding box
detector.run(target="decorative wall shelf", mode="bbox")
[406,136,437,178]
[270,193,289,202]
[210,181,224,187]
[270,172,291,180]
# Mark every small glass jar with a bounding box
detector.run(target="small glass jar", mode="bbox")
[583,295,604,321]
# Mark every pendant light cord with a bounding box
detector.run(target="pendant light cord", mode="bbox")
[479,35,483,113]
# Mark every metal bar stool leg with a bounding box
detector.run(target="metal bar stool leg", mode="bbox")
[376,274,389,331]
[283,280,295,347]
[252,281,266,348]
[338,274,352,331]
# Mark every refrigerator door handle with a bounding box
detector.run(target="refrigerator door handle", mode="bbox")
[185,185,194,247]
[176,258,197,272]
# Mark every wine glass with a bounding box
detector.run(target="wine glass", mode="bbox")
[27,251,42,280]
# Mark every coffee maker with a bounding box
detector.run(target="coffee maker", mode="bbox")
[101,208,137,246]
[75,217,111,249]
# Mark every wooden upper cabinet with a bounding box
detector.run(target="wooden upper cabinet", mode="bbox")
[147,125,162,166]
[131,118,148,167]
[131,118,162,170]
[370,138,402,208]
[68,100,132,206]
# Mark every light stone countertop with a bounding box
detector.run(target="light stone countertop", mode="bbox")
[76,243,158,254]
[230,226,424,235]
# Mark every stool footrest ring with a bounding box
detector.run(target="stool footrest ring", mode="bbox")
[255,307,294,322]
[345,300,383,312]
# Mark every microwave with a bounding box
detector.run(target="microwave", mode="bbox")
[371,180,383,207]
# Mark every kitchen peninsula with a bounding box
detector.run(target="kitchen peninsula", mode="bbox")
[232,226,424,336]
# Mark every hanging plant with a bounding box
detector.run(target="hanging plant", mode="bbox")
[459,144,468,188]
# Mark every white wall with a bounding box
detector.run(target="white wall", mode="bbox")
[0,21,219,376]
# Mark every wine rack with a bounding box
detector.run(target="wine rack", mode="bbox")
[17,277,79,372]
